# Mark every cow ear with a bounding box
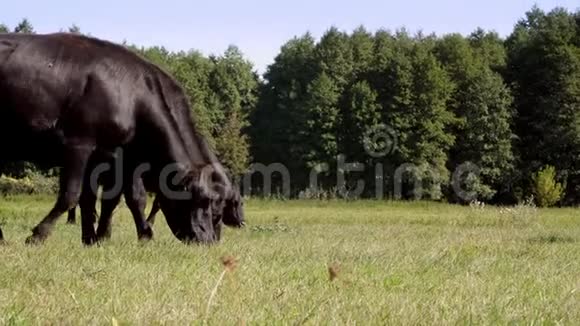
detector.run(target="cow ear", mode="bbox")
[190,181,219,203]
[211,183,231,199]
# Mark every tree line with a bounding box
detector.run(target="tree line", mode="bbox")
[1,6,579,206]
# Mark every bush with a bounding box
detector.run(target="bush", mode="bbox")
[0,171,58,196]
[532,165,565,207]
[0,175,35,195]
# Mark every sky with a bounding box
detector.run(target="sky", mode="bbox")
[2,1,578,74]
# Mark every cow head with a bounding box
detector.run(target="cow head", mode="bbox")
[222,186,245,228]
[202,166,246,229]
[208,175,245,229]
[157,173,220,244]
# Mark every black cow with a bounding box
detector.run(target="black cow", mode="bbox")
[0,32,241,245]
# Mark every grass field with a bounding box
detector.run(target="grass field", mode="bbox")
[1,195,580,325]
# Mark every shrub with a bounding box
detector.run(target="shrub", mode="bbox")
[0,171,58,196]
[0,175,35,195]
[532,165,565,207]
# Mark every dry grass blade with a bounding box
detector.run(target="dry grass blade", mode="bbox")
[205,255,239,322]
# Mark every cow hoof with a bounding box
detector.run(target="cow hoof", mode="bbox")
[66,220,76,225]
[82,235,98,246]
[96,232,111,241]
[138,228,154,242]
[26,225,50,245]
[25,234,45,245]
[96,226,112,240]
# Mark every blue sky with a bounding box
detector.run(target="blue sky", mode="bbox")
[2,1,578,74]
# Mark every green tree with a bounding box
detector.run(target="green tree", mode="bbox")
[338,80,382,196]
[532,165,565,207]
[374,34,455,200]
[250,34,318,192]
[405,43,455,199]
[13,18,34,33]
[435,34,515,202]
[0,23,9,33]
[207,46,259,175]
[350,26,375,77]
[339,80,381,163]
[316,27,354,87]
[339,26,380,172]
[506,6,580,203]
[468,28,507,72]
[137,46,172,68]
[171,49,214,139]
[302,72,341,172]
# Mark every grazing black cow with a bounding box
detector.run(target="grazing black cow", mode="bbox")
[65,96,246,242]
[0,32,238,245]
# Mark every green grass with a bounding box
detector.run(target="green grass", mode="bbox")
[1,195,580,324]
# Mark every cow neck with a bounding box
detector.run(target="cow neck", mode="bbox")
[154,72,232,192]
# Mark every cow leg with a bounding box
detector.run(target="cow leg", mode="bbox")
[214,221,222,242]
[67,207,76,224]
[0,226,4,242]
[146,196,161,226]
[125,177,153,241]
[79,175,99,245]
[95,191,122,242]
[26,145,93,245]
